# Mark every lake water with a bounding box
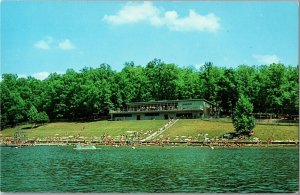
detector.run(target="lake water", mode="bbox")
[1,146,298,193]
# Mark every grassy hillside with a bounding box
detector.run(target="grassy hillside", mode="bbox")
[0,119,298,141]
[253,125,298,141]
[161,119,234,141]
[160,119,298,141]
[1,120,166,139]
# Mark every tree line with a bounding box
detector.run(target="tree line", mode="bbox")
[1,59,298,129]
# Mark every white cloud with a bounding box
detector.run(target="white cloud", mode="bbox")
[17,74,28,79]
[33,72,50,80]
[34,40,50,49]
[253,54,281,64]
[34,37,75,50]
[103,2,220,32]
[164,10,219,32]
[58,39,75,50]
[195,63,205,69]
[103,2,162,25]
[16,72,49,80]
[34,37,53,49]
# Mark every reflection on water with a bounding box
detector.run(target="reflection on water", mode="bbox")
[1,146,298,192]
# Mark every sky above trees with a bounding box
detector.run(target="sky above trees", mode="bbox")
[1,1,298,79]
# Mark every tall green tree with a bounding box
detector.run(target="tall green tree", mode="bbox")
[28,106,39,124]
[175,66,201,99]
[1,74,27,128]
[0,60,298,129]
[235,65,260,103]
[232,95,255,135]
[216,68,239,115]
[256,63,291,116]
[28,106,49,127]
[281,66,299,115]
[145,59,165,100]
[37,111,50,124]
[200,62,223,104]
[119,62,150,104]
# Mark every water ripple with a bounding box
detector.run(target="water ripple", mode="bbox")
[1,146,298,192]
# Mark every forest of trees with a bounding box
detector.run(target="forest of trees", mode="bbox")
[1,59,298,129]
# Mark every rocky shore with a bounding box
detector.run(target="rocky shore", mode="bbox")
[1,139,298,148]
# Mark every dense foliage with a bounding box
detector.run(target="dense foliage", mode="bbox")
[28,106,49,127]
[1,59,298,129]
[232,95,255,134]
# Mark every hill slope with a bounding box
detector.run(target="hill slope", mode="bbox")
[160,119,298,141]
[1,120,166,140]
[1,119,298,141]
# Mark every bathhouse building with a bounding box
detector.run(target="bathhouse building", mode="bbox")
[109,99,215,121]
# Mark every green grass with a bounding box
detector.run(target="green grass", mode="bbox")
[1,120,166,139]
[253,125,298,141]
[161,119,298,141]
[1,119,298,141]
[161,119,235,141]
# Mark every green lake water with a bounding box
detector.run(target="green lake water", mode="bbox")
[1,146,298,193]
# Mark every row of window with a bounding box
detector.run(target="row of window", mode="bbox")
[113,113,195,118]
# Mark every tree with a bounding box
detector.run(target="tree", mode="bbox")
[216,68,238,115]
[36,111,50,125]
[257,63,287,115]
[0,61,298,130]
[1,74,27,128]
[281,66,299,116]
[175,66,201,99]
[28,106,39,124]
[232,95,255,135]
[1,91,26,128]
[28,106,49,127]
[119,62,150,103]
[235,65,260,104]
[200,62,223,104]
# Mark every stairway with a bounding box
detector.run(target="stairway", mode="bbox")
[141,119,179,142]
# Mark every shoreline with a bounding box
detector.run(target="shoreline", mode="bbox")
[1,140,298,148]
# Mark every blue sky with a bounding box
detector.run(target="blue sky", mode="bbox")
[1,1,298,79]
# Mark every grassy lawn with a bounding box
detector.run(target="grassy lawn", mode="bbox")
[161,119,298,141]
[1,120,167,139]
[253,124,298,141]
[161,119,235,141]
[1,119,298,141]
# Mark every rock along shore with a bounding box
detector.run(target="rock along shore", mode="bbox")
[1,139,298,148]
